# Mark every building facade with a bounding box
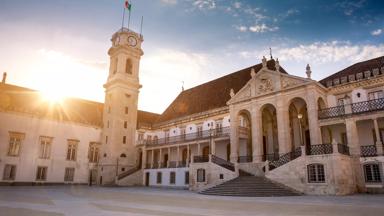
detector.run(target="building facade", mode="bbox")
[1,28,384,195]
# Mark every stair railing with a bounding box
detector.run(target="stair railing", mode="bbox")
[117,164,141,180]
[211,155,235,172]
[268,147,302,171]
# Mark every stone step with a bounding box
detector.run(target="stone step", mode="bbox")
[200,176,300,197]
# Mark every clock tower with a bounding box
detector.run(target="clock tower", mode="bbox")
[99,28,143,185]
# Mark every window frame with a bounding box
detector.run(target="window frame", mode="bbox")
[156,172,162,184]
[185,171,189,185]
[36,166,48,181]
[197,169,206,182]
[88,142,100,163]
[7,132,24,157]
[39,136,53,159]
[66,140,78,161]
[3,164,16,180]
[364,163,382,183]
[170,171,176,185]
[307,164,326,183]
[64,167,75,182]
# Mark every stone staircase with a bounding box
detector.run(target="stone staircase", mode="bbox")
[200,174,300,197]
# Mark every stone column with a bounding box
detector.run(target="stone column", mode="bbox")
[252,106,263,162]
[211,139,216,155]
[373,118,383,155]
[187,144,190,166]
[141,147,147,169]
[159,148,162,168]
[151,149,154,169]
[197,143,201,156]
[306,91,322,145]
[276,104,291,155]
[176,146,180,167]
[230,107,239,163]
[167,147,171,167]
[345,119,360,156]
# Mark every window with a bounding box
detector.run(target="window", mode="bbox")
[170,172,176,184]
[120,153,127,158]
[7,132,24,157]
[88,142,100,163]
[125,107,129,114]
[368,90,384,100]
[197,169,205,182]
[108,106,111,113]
[67,140,78,161]
[123,136,126,144]
[124,121,127,129]
[107,121,109,128]
[197,126,203,137]
[3,164,16,180]
[156,172,162,184]
[219,174,224,179]
[185,171,189,185]
[125,59,132,74]
[64,168,75,182]
[36,166,47,181]
[113,57,118,74]
[307,164,325,183]
[364,164,381,183]
[105,136,108,144]
[138,133,144,141]
[39,136,52,159]
[147,135,152,141]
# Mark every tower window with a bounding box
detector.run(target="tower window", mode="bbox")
[125,107,129,114]
[108,106,111,114]
[105,136,108,144]
[124,121,127,129]
[123,136,126,144]
[125,59,132,74]
[113,57,118,74]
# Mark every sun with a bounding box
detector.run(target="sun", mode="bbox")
[40,89,66,103]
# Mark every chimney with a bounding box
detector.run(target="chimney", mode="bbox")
[2,72,6,84]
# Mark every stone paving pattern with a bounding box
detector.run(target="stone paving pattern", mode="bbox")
[0,186,383,216]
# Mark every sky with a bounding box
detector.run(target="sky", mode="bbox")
[0,0,383,114]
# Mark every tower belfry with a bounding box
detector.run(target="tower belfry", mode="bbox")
[99,27,143,184]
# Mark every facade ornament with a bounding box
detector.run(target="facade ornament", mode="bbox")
[275,58,280,72]
[230,88,235,98]
[250,68,256,78]
[306,64,312,79]
[262,56,267,68]
[258,78,274,93]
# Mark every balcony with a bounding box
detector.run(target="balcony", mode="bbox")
[318,98,384,120]
[137,127,230,146]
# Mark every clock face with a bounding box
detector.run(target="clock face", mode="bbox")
[127,36,137,47]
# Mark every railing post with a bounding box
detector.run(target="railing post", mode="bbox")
[300,145,306,156]
[332,139,338,154]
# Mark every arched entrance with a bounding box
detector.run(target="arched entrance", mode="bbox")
[261,104,279,161]
[237,110,252,162]
[289,97,310,152]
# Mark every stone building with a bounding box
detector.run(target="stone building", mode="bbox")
[1,28,383,195]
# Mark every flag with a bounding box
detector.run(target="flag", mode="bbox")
[125,0,132,11]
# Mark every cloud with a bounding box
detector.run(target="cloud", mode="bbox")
[233,2,241,9]
[249,24,278,33]
[191,0,216,10]
[371,29,383,36]
[236,25,247,32]
[336,0,366,16]
[237,41,384,65]
[161,0,178,5]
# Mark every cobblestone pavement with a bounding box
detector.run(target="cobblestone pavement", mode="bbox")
[0,186,383,216]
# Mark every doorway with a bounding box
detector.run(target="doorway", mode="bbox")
[145,172,150,186]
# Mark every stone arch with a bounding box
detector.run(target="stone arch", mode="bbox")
[120,153,127,158]
[317,97,326,110]
[260,103,279,161]
[125,58,132,74]
[236,109,253,161]
[289,97,310,151]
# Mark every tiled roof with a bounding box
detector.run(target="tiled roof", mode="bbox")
[156,59,287,123]
[0,83,159,128]
[320,56,384,87]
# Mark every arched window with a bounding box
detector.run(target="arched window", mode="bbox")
[197,169,205,182]
[120,153,126,158]
[113,57,118,74]
[364,163,381,183]
[307,164,325,183]
[125,58,132,74]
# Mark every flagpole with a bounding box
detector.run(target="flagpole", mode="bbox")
[121,6,126,30]
[140,16,144,36]
[127,5,131,30]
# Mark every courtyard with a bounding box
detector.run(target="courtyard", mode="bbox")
[0,186,383,216]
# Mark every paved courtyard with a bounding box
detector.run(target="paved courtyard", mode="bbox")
[0,186,383,216]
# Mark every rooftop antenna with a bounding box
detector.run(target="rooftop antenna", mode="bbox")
[181,81,185,91]
[127,0,132,30]
[269,47,273,59]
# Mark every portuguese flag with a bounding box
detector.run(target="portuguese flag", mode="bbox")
[125,0,132,11]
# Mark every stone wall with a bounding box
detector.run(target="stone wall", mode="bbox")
[116,170,143,186]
